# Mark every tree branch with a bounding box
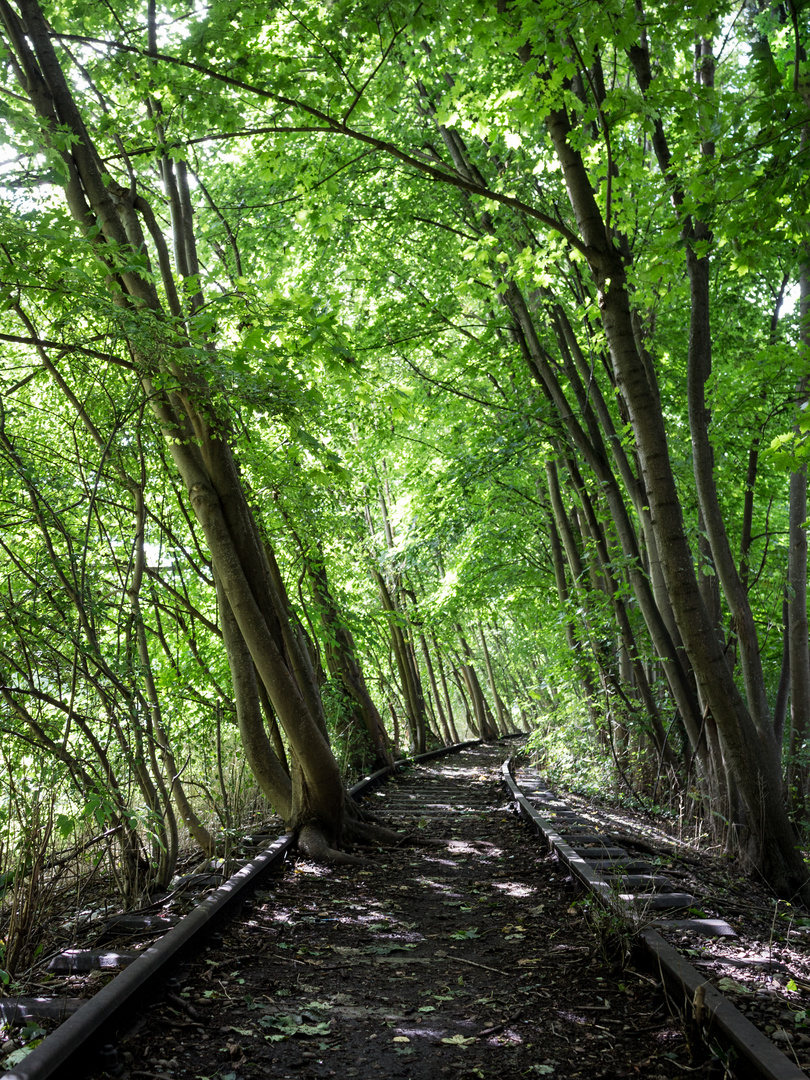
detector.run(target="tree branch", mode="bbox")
[51,32,600,262]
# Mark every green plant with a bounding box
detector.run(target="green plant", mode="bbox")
[576,895,634,968]
[1,1022,46,1068]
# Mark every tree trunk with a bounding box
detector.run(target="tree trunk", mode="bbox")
[478,623,509,734]
[373,569,427,752]
[541,52,809,899]
[1,0,350,854]
[420,634,453,745]
[455,628,499,739]
[431,633,461,743]
[460,665,497,740]
[304,543,392,768]
[507,283,707,763]
[565,458,678,770]
[787,267,810,813]
[450,665,476,737]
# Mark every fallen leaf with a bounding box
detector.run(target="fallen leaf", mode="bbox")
[364,943,416,955]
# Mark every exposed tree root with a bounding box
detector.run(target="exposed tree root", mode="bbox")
[344,818,445,849]
[297,824,369,866]
[344,819,406,846]
[296,817,447,866]
[341,793,444,847]
[403,834,447,849]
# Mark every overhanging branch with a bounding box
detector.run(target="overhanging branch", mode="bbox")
[52,32,600,264]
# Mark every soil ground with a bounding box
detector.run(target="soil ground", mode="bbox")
[553,783,810,1074]
[104,745,722,1080]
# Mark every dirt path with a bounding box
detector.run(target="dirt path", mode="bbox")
[111,745,716,1079]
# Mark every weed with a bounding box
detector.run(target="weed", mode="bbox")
[1,1022,46,1069]
[576,895,634,968]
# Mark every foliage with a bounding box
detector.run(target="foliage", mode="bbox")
[0,0,806,898]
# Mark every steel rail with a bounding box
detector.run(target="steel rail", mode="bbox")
[0,739,484,1080]
[502,758,809,1080]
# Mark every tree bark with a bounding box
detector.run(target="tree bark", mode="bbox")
[420,634,453,745]
[304,543,392,768]
[431,633,461,743]
[478,623,509,734]
[539,45,809,898]
[373,569,427,752]
[1,0,349,851]
[787,266,810,812]
[455,628,499,739]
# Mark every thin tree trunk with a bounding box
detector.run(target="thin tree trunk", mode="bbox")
[1,0,355,856]
[787,266,810,811]
[420,634,453,745]
[455,629,499,739]
[478,623,509,734]
[545,463,605,732]
[431,634,461,743]
[303,542,392,767]
[539,33,809,897]
[450,665,476,737]
[374,569,426,752]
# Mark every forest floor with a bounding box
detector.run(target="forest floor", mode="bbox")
[94,744,732,1080]
[552,780,810,1075]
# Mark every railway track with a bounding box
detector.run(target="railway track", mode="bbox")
[0,742,481,1080]
[0,740,806,1079]
[505,759,810,1080]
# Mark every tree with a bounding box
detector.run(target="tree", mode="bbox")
[1,0,809,900]
[0,0,379,861]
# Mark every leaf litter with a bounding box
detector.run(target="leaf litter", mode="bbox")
[104,745,722,1080]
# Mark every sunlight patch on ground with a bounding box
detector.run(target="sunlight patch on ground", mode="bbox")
[652,1028,682,1043]
[293,862,333,877]
[491,1028,524,1044]
[491,881,535,897]
[555,1008,594,1026]
[446,839,504,857]
[422,766,488,781]
[393,1026,449,1039]
[412,877,462,894]
[267,907,296,923]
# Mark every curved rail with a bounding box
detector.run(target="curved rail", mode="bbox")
[0,740,482,1080]
[9,736,794,1080]
[503,758,809,1080]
